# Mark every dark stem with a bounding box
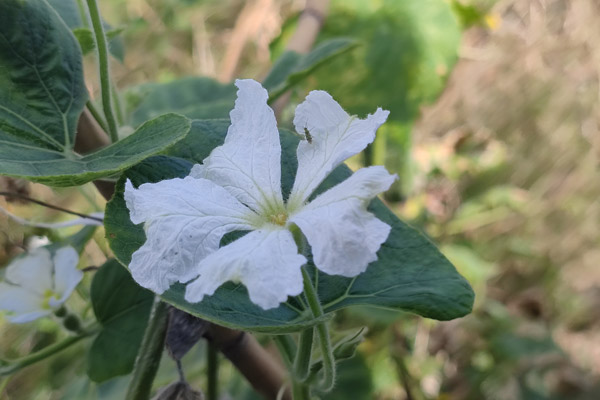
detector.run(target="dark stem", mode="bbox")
[205,325,291,400]
[125,299,169,400]
[0,192,103,222]
[207,343,219,400]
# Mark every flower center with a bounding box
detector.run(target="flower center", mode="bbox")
[42,289,56,310]
[268,212,288,226]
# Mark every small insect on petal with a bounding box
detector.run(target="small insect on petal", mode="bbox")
[303,127,313,144]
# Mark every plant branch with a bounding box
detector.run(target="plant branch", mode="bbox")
[126,299,169,400]
[205,325,291,400]
[85,0,119,142]
[301,267,335,392]
[206,343,219,400]
[86,101,109,134]
[293,328,313,382]
[0,329,95,376]
[0,192,103,222]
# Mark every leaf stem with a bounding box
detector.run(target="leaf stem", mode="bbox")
[85,0,119,143]
[293,327,313,382]
[291,379,310,400]
[0,330,94,376]
[125,299,169,400]
[301,267,336,392]
[273,335,297,368]
[206,343,219,400]
[86,101,109,134]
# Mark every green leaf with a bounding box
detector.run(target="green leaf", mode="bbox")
[129,77,237,127]
[87,259,154,383]
[263,38,359,101]
[0,0,190,187]
[0,109,191,186]
[104,120,474,333]
[0,0,88,154]
[311,0,461,123]
[47,0,125,61]
[72,28,96,55]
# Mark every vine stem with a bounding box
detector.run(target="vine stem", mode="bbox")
[85,0,119,143]
[293,327,313,382]
[301,267,336,392]
[125,299,169,400]
[0,329,95,376]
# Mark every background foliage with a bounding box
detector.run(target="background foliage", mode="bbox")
[1,0,599,399]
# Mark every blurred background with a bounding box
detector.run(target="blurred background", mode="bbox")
[1,0,599,398]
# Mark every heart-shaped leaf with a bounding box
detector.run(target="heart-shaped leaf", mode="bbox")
[87,259,154,382]
[104,120,474,333]
[0,0,190,187]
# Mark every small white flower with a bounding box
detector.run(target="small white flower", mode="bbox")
[125,79,396,309]
[0,246,82,323]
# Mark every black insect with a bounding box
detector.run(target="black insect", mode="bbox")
[303,127,313,144]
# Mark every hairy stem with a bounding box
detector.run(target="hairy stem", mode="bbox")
[273,335,297,368]
[85,0,119,142]
[293,328,314,382]
[291,379,310,400]
[125,299,169,400]
[301,267,335,392]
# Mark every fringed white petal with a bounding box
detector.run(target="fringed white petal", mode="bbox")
[290,166,396,277]
[190,79,284,213]
[289,91,389,206]
[185,229,306,310]
[125,177,255,293]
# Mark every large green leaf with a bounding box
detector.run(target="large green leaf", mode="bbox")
[129,77,237,127]
[0,0,191,187]
[104,120,474,333]
[87,259,154,382]
[310,0,461,122]
[262,38,359,101]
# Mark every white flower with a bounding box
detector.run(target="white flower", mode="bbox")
[0,246,82,323]
[124,79,396,310]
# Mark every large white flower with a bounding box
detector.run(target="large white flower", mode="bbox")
[0,246,82,323]
[124,79,396,309]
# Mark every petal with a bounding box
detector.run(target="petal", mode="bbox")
[0,282,48,323]
[5,248,53,295]
[190,79,284,213]
[125,177,255,293]
[52,246,83,304]
[288,91,390,206]
[289,166,396,277]
[185,229,306,310]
